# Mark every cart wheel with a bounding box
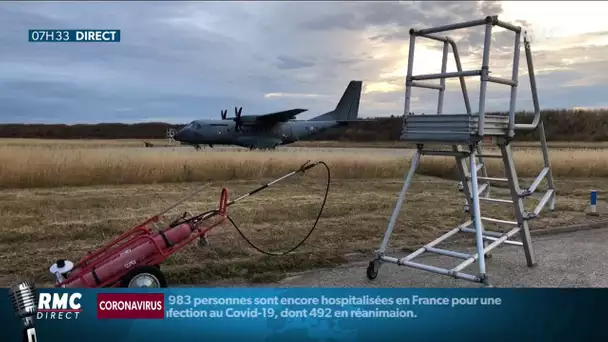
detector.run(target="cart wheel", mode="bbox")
[120,266,167,288]
[366,260,380,280]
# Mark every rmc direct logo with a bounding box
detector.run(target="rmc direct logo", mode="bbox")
[37,292,82,320]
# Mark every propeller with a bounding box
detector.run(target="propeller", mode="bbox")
[234,106,243,131]
[220,109,227,120]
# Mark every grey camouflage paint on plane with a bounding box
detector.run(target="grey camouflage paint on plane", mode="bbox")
[173,81,362,149]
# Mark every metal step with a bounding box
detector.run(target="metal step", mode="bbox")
[425,246,471,259]
[480,216,518,225]
[520,167,550,197]
[458,182,489,195]
[479,197,513,204]
[460,227,523,246]
[477,183,489,195]
[533,189,554,215]
[474,176,509,182]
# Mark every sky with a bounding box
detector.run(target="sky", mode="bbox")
[1,1,607,124]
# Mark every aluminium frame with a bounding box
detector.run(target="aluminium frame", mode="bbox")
[367,16,556,285]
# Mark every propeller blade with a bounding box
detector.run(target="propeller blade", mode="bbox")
[238,107,243,116]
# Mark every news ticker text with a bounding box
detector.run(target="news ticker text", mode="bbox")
[48,292,505,320]
[10,288,606,342]
[164,294,502,319]
[29,30,121,42]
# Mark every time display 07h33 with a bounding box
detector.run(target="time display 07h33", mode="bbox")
[28,30,121,42]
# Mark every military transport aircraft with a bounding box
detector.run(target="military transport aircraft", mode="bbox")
[173,81,362,150]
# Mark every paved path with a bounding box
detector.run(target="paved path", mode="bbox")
[252,228,608,288]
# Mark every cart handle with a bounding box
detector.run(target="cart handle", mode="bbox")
[219,188,228,215]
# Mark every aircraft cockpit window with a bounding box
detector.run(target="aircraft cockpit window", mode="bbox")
[185,122,195,129]
[195,123,202,129]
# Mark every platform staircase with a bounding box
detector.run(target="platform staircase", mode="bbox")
[367,16,556,285]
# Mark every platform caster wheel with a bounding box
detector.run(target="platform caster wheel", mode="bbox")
[120,265,168,288]
[366,260,381,280]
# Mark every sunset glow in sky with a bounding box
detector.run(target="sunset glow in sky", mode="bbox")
[1,1,607,123]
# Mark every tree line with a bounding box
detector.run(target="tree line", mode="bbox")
[1,108,607,142]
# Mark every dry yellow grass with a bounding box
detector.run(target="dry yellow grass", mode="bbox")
[3,138,608,149]
[0,138,174,148]
[1,176,605,286]
[1,139,607,285]
[1,139,608,188]
[0,146,409,188]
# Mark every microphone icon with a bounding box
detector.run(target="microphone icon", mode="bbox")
[8,281,38,342]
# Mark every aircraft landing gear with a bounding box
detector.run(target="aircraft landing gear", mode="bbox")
[193,144,201,151]
[209,144,213,148]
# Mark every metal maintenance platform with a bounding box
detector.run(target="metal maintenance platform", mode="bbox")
[367,16,557,286]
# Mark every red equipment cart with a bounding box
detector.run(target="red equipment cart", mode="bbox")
[49,186,229,288]
[47,160,329,288]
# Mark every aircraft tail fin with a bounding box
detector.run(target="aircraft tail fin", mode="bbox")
[308,81,362,121]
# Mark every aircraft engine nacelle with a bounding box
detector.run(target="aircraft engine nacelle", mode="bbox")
[239,117,258,124]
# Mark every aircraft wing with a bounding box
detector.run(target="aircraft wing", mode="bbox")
[228,109,308,126]
[252,108,308,122]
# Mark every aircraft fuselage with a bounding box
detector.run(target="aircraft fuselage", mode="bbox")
[175,119,342,149]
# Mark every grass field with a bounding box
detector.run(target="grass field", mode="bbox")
[3,138,608,149]
[2,139,608,188]
[0,138,607,286]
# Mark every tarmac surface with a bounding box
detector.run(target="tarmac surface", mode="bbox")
[251,228,608,288]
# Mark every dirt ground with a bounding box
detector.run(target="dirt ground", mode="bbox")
[0,174,604,286]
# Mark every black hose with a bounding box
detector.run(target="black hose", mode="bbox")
[228,161,330,256]
[172,161,330,256]
[169,209,217,228]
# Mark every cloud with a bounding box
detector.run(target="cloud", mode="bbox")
[0,1,607,124]
[276,56,316,70]
[264,93,327,99]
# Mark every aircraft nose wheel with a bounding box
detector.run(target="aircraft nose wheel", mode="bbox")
[366,260,381,280]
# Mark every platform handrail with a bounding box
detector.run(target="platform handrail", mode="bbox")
[403,30,475,126]
[513,33,541,133]
[412,32,472,114]
[406,15,543,137]
[414,16,522,36]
